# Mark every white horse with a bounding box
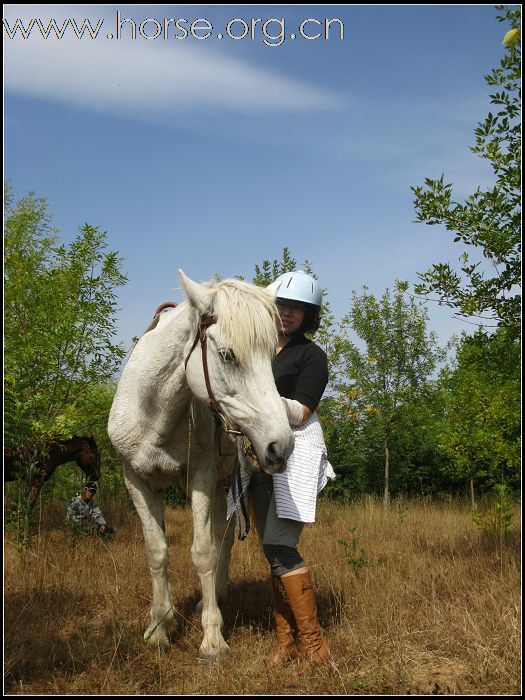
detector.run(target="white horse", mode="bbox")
[108,271,294,659]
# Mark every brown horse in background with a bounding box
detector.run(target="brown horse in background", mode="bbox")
[4,436,101,504]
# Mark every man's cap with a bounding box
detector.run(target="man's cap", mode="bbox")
[84,482,98,493]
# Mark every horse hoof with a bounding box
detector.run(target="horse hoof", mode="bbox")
[197,653,219,666]
[197,648,230,665]
[144,629,170,651]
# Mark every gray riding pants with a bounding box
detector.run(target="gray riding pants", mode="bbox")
[248,472,306,577]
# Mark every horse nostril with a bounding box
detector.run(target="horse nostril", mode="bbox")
[264,442,287,474]
[267,442,278,457]
[265,442,281,462]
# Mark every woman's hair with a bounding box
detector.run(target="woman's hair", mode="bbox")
[298,303,321,335]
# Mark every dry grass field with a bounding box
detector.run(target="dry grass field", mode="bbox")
[4,495,521,695]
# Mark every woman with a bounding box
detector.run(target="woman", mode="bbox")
[250,270,335,668]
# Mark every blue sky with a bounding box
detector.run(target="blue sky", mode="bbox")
[4,4,506,352]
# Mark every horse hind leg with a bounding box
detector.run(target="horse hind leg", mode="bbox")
[123,464,174,650]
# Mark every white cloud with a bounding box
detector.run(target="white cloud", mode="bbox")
[3,9,343,118]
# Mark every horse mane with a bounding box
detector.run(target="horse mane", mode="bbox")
[207,279,279,365]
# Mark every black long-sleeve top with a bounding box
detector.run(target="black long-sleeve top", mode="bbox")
[272,334,329,413]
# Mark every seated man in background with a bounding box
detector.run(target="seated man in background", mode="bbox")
[66,482,115,539]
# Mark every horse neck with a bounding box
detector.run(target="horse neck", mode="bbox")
[136,302,196,370]
[48,438,86,465]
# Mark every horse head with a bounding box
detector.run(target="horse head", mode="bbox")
[74,436,101,482]
[180,271,294,475]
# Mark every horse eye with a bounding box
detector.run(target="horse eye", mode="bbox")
[218,348,237,364]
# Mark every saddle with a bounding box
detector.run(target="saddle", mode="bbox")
[143,301,178,335]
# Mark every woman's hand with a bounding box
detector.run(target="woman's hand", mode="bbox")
[281,397,312,426]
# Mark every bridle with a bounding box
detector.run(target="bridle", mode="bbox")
[184,314,243,436]
[184,313,257,540]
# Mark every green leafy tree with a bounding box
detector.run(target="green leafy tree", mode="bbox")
[386,387,450,497]
[320,394,383,499]
[4,186,127,453]
[322,380,450,500]
[411,6,521,335]
[338,283,445,507]
[251,246,298,286]
[437,328,520,505]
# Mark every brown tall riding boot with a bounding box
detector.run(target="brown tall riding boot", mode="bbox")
[279,569,330,667]
[265,575,299,668]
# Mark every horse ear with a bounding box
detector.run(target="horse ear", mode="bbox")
[178,270,214,315]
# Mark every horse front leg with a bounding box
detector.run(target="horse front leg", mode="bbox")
[213,479,234,604]
[29,471,47,505]
[123,464,174,650]
[196,479,234,612]
[190,468,230,660]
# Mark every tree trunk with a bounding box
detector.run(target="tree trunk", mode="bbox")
[469,474,476,508]
[383,435,390,510]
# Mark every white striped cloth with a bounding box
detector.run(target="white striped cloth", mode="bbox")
[227,412,335,524]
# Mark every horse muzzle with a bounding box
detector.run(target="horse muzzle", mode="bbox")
[262,436,294,475]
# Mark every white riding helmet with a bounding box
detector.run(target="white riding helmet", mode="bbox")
[267,270,322,308]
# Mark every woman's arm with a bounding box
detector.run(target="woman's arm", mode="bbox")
[291,344,328,418]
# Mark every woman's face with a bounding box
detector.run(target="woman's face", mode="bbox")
[276,298,305,335]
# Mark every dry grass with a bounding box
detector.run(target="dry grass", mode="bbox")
[4,495,521,695]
